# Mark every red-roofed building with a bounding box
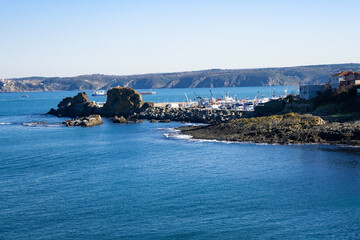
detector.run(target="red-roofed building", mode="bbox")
[329,71,360,89]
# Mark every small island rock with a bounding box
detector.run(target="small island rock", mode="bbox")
[64,115,103,127]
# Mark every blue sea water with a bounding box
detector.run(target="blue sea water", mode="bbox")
[1,87,360,239]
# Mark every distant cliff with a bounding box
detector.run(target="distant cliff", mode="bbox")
[1,63,360,92]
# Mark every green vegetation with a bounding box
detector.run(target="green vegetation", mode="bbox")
[224,113,324,131]
[254,85,360,122]
[312,85,360,114]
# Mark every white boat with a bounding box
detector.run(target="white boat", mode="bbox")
[231,103,244,111]
[92,90,106,96]
[206,103,220,109]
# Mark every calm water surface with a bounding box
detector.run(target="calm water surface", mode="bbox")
[1,87,360,239]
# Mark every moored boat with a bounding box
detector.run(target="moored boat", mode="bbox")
[92,90,106,96]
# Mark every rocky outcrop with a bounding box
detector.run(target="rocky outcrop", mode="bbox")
[47,92,100,117]
[139,107,252,124]
[48,88,154,119]
[64,115,103,127]
[101,87,152,117]
[178,113,360,145]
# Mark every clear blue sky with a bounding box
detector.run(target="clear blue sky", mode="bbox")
[0,0,359,78]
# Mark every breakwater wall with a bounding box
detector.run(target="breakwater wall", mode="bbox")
[139,107,254,123]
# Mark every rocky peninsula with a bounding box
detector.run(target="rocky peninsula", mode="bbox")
[179,113,360,145]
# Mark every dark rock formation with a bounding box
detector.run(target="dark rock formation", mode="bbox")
[47,108,58,115]
[64,115,103,127]
[47,92,100,117]
[139,101,155,112]
[48,88,154,119]
[102,87,147,117]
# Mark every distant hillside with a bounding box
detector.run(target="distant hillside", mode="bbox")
[1,63,360,92]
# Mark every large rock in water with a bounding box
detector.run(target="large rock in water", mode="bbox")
[48,88,154,118]
[101,87,153,117]
[47,92,99,117]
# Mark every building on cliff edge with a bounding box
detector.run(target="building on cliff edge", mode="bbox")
[329,71,360,89]
[300,71,360,100]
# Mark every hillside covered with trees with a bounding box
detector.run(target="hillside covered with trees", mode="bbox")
[1,63,359,92]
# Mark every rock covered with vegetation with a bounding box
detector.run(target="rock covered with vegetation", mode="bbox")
[179,113,360,145]
[64,115,103,127]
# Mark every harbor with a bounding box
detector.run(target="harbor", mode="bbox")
[152,88,289,112]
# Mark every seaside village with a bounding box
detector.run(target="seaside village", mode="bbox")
[84,71,360,113]
[158,70,360,111]
[299,71,360,100]
[185,70,360,111]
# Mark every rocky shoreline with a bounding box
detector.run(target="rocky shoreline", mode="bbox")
[47,86,360,146]
[178,113,360,146]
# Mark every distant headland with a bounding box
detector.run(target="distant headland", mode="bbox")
[1,63,360,92]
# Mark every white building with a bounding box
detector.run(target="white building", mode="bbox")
[299,85,325,100]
